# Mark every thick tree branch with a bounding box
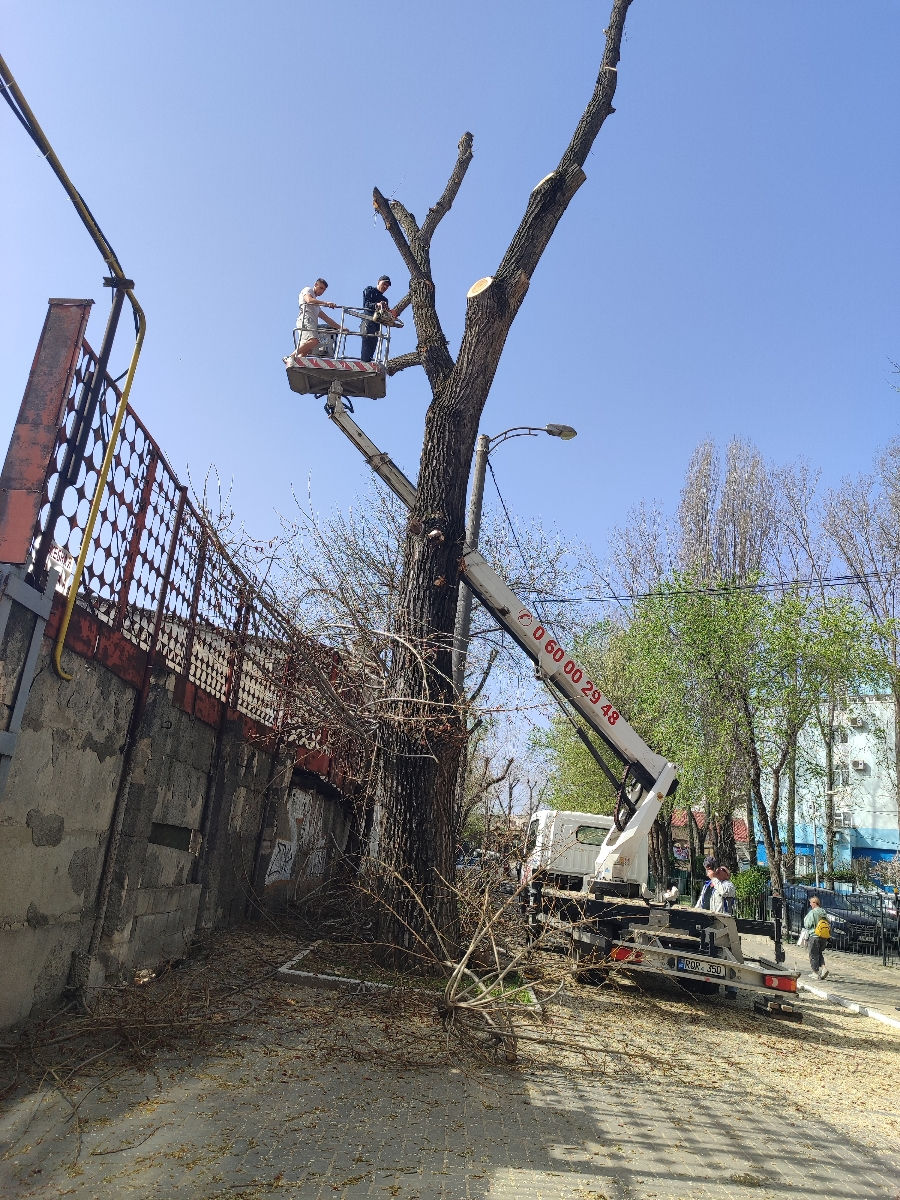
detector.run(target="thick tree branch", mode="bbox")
[389,200,421,246]
[560,8,629,171]
[421,132,474,243]
[392,291,412,318]
[373,186,454,391]
[373,188,425,280]
[496,0,632,284]
[386,350,421,376]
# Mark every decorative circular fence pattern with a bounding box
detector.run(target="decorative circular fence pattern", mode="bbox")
[28,337,338,742]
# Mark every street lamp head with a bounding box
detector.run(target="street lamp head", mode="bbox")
[545,423,577,441]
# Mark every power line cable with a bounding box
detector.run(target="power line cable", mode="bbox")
[519,570,895,605]
[487,458,557,630]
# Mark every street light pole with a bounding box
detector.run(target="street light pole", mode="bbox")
[451,423,577,696]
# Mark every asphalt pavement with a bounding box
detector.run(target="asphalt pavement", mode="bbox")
[1,965,898,1200]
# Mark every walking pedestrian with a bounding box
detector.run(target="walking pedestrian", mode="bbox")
[803,895,831,980]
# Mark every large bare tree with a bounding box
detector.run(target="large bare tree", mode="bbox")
[367,0,635,956]
[825,440,900,849]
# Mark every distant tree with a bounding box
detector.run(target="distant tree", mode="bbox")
[824,439,900,848]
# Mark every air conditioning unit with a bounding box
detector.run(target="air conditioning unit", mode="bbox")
[848,715,866,729]
[850,758,867,772]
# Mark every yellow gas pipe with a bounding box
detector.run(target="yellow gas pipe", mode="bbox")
[0,53,146,680]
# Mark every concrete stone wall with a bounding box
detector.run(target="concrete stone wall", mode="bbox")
[0,638,137,1027]
[0,612,352,1030]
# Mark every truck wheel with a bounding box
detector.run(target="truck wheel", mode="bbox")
[570,940,609,985]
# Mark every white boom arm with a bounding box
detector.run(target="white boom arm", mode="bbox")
[323,385,677,875]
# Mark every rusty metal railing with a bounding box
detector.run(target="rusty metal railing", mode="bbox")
[27,335,334,742]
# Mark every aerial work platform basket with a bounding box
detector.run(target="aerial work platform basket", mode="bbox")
[284,304,402,400]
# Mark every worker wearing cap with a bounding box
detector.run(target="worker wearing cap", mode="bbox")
[359,275,394,362]
[694,856,720,910]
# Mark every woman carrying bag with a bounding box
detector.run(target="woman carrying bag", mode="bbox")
[802,896,831,980]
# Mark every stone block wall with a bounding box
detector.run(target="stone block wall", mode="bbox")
[0,640,137,1027]
[0,626,351,1030]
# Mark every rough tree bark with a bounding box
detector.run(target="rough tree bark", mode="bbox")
[649,814,673,894]
[369,0,635,959]
[784,735,797,883]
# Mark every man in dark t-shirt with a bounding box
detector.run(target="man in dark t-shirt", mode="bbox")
[360,275,393,362]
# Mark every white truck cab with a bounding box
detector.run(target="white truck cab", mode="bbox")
[522,808,649,893]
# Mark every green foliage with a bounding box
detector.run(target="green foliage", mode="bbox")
[538,566,883,879]
[733,864,770,902]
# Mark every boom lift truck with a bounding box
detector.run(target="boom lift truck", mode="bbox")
[284,336,800,1018]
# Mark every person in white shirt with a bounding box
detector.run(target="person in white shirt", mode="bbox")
[296,278,340,356]
[709,866,736,915]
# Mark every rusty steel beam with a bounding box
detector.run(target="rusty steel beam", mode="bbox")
[0,299,92,565]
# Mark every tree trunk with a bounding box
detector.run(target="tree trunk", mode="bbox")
[705,798,719,862]
[688,808,703,879]
[750,768,783,898]
[369,1,634,961]
[649,815,670,895]
[718,814,738,875]
[893,684,900,847]
[784,735,797,883]
[744,792,758,866]
[824,697,835,889]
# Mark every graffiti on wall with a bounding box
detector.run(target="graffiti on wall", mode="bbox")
[264,790,305,885]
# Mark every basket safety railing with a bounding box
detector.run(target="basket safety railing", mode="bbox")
[291,304,395,366]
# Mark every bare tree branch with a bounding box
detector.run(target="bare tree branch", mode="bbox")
[389,200,421,245]
[373,187,424,280]
[392,291,412,318]
[421,131,474,242]
[386,350,422,377]
[496,0,632,284]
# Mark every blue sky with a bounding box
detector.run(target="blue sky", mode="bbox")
[3,1,898,575]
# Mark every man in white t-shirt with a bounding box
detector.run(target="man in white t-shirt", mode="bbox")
[296,278,340,356]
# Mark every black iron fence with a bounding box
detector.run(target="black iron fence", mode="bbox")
[675,872,898,966]
[784,884,898,967]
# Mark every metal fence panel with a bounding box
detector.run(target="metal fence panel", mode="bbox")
[25,332,348,763]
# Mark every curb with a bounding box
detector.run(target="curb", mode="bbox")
[276,944,541,1008]
[798,981,900,1031]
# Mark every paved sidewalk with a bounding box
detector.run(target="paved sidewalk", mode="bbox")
[1,978,898,1200]
[742,933,900,1026]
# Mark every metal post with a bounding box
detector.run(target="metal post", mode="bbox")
[33,285,127,589]
[452,433,489,695]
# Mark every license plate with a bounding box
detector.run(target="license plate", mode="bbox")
[677,957,726,978]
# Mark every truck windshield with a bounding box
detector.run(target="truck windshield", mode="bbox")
[524,817,539,858]
[575,825,608,845]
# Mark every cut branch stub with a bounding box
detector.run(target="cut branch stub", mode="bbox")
[466,277,493,299]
